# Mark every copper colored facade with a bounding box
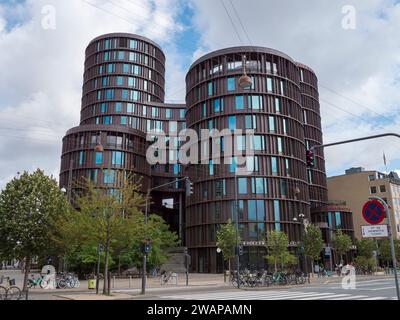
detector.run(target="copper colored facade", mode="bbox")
[60,34,333,273]
[185,47,327,272]
[60,33,186,234]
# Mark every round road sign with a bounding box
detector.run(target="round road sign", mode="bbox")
[362,200,386,225]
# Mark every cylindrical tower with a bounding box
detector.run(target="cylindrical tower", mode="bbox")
[297,63,328,207]
[60,33,168,198]
[185,47,311,273]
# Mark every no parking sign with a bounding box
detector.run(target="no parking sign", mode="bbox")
[362,200,386,225]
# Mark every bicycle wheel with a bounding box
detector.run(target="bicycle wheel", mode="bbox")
[74,279,80,288]
[40,279,49,289]
[0,286,7,300]
[57,279,67,289]
[7,286,21,300]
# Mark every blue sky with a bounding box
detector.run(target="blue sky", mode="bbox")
[1,0,400,188]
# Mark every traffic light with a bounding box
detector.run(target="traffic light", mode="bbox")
[306,150,315,168]
[142,240,152,254]
[185,178,194,196]
[236,245,244,256]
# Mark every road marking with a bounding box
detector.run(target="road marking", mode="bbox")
[366,286,396,291]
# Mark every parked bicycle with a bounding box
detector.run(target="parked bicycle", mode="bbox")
[230,270,309,288]
[0,276,22,300]
[27,274,50,289]
[56,272,80,289]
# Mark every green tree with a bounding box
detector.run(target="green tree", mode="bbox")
[302,224,324,276]
[216,219,239,272]
[0,170,70,294]
[57,178,145,294]
[264,231,297,272]
[332,230,352,264]
[55,177,178,293]
[354,239,376,273]
[377,239,400,267]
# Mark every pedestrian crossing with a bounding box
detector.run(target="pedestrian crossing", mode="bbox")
[161,290,396,301]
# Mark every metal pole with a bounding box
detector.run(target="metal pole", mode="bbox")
[234,172,240,289]
[310,133,400,152]
[129,276,132,288]
[369,196,400,300]
[141,190,149,295]
[185,254,189,286]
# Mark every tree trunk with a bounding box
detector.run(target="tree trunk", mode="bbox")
[228,259,231,273]
[103,226,111,295]
[118,255,121,276]
[23,255,31,298]
[311,259,314,277]
[274,259,277,273]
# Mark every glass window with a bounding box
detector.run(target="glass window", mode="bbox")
[131,90,139,101]
[123,64,129,73]
[152,107,159,118]
[280,179,287,196]
[104,116,112,124]
[335,212,342,229]
[128,77,135,87]
[253,136,264,151]
[269,116,275,132]
[120,116,127,125]
[169,121,177,132]
[116,76,123,86]
[235,96,244,110]
[238,178,247,194]
[277,137,283,153]
[129,39,137,49]
[275,97,281,112]
[112,151,124,165]
[271,157,278,174]
[166,109,172,119]
[250,96,261,110]
[209,160,214,176]
[227,77,235,91]
[115,102,122,112]
[79,151,84,165]
[280,80,285,95]
[245,115,256,129]
[252,177,267,194]
[127,103,134,113]
[285,158,290,175]
[283,118,287,134]
[132,65,140,75]
[370,186,377,194]
[214,99,220,113]
[105,89,114,100]
[104,170,116,184]
[89,169,98,183]
[379,185,386,192]
[208,82,213,96]
[328,212,333,228]
[107,64,114,73]
[118,51,124,60]
[202,103,207,117]
[230,157,237,173]
[267,77,273,92]
[228,116,236,130]
[368,174,376,181]
[248,200,257,221]
[180,109,185,119]
[274,200,281,231]
[122,89,128,99]
[257,200,265,221]
[101,103,107,113]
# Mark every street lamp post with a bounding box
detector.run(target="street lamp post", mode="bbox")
[369,196,400,300]
[234,172,240,289]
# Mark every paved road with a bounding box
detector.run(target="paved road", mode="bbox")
[146,278,400,301]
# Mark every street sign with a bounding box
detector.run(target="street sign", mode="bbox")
[362,200,386,225]
[324,247,331,256]
[361,225,389,238]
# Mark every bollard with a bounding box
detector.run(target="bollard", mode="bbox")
[129,276,132,288]
[113,276,115,289]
